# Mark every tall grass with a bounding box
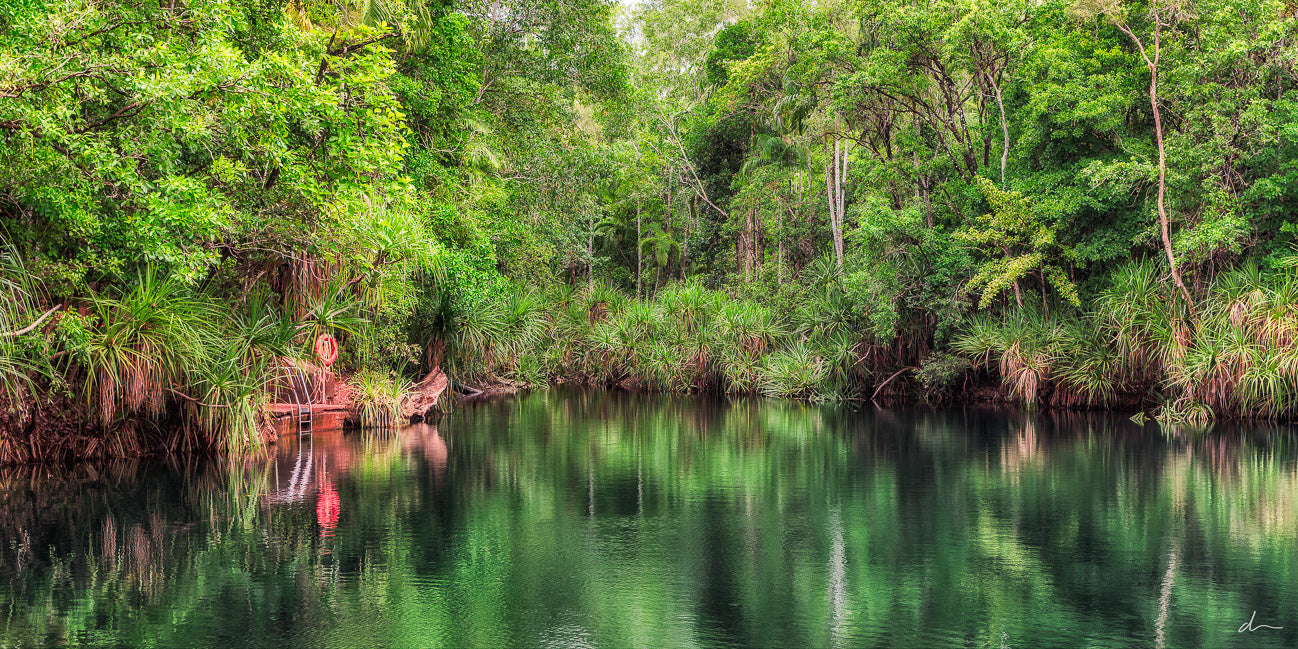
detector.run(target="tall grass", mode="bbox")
[953,261,1298,421]
[0,246,51,433]
[81,270,205,445]
[1168,263,1298,420]
[352,370,411,427]
[181,293,304,452]
[447,278,886,400]
[759,342,825,398]
[0,260,358,460]
[74,271,317,453]
[952,310,1058,408]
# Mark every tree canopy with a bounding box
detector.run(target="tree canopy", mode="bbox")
[5,0,1298,440]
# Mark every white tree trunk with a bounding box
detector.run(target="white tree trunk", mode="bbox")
[825,142,837,273]
[837,139,847,271]
[826,139,846,276]
[991,73,1010,186]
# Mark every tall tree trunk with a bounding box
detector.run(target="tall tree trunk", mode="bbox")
[587,206,594,291]
[912,126,934,230]
[742,207,752,279]
[779,180,787,285]
[1112,15,1193,306]
[988,70,1010,187]
[681,198,691,280]
[833,139,842,272]
[826,139,846,276]
[747,207,756,280]
[835,139,847,273]
[744,208,751,281]
[635,200,642,298]
[1149,25,1192,306]
[778,215,784,283]
[825,141,836,268]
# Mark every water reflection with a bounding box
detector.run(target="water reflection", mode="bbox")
[1,392,1297,648]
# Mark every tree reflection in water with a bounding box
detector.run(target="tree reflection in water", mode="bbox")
[0,393,1297,648]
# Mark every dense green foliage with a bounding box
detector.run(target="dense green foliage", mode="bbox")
[4,0,1298,457]
[446,276,891,400]
[0,0,628,453]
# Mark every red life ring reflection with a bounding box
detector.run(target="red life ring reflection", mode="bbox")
[314,333,339,367]
[316,486,340,531]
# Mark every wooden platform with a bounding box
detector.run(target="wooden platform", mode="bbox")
[268,403,351,418]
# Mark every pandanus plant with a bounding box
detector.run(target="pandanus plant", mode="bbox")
[0,245,53,436]
[82,269,206,430]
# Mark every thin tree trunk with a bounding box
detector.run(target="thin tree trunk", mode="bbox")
[587,206,594,291]
[989,71,1010,186]
[1113,16,1193,307]
[833,139,842,273]
[912,133,934,229]
[746,208,752,280]
[748,207,755,279]
[742,209,748,281]
[1149,25,1192,306]
[825,141,836,268]
[826,139,845,276]
[636,200,642,298]
[779,182,786,285]
[1040,271,1049,320]
[681,198,691,279]
[778,222,784,283]
[660,116,727,220]
[836,139,847,273]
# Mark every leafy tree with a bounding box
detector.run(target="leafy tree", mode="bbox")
[959,178,1080,316]
[0,0,415,289]
[1070,0,1194,305]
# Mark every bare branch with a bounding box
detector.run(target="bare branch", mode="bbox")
[0,305,62,338]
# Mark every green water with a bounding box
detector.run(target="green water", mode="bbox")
[2,391,1298,648]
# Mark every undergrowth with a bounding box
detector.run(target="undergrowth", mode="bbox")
[952,262,1298,421]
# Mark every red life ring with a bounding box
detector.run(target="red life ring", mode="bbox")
[316,486,340,530]
[314,333,339,367]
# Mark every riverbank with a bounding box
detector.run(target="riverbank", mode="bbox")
[446,263,1298,425]
[4,258,1297,465]
[0,363,455,465]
